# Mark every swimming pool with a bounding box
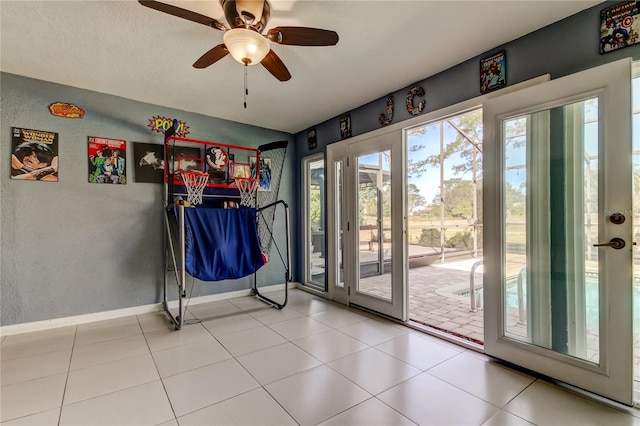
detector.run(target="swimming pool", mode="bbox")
[459,276,640,330]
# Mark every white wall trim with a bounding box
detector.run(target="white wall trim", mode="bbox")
[0,282,298,336]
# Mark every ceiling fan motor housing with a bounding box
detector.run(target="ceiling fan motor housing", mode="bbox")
[221,0,271,33]
[138,0,337,81]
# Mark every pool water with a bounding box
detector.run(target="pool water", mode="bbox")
[462,278,640,330]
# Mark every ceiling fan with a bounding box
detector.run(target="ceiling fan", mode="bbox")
[138,0,339,81]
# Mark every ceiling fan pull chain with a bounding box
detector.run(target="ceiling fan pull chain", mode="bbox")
[244,63,248,109]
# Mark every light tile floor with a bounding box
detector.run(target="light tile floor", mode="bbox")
[2,289,639,425]
[360,256,640,382]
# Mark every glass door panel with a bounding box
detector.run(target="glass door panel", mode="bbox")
[348,133,405,320]
[484,59,633,404]
[336,160,345,288]
[632,65,640,396]
[357,150,392,301]
[502,99,599,363]
[303,155,326,290]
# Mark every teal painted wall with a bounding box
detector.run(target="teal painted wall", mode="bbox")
[0,73,296,325]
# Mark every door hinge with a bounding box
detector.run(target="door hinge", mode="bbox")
[348,287,350,296]
[347,157,349,167]
[347,222,350,231]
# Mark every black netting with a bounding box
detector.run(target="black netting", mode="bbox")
[255,141,287,255]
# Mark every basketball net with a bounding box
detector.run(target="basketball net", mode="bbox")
[234,177,259,207]
[179,171,209,206]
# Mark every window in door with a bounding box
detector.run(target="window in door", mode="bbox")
[335,159,345,288]
[631,61,639,398]
[502,98,601,362]
[303,154,326,291]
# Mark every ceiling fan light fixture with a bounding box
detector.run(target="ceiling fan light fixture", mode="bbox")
[223,28,269,65]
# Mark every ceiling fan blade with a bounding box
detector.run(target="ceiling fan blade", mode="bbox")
[267,27,339,46]
[193,44,229,68]
[261,49,291,81]
[138,1,227,31]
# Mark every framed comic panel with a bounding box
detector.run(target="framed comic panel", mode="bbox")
[88,136,127,184]
[480,50,506,94]
[134,142,200,183]
[11,127,59,182]
[250,156,272,191]
[232,162,251,178]
[600,1,640,53]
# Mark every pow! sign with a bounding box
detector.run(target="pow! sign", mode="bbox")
[48,102,85,119]
[148,116,190,137]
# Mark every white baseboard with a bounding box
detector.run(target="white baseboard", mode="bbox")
[0,282,297,337]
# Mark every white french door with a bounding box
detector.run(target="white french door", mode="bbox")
[343,132,406,320]
[483,59,633,404]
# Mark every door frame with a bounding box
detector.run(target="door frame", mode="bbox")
[327,143,348,304]
[325,76,551,318]
[346,131,406,320]
[302,153,327,292]
[483,58,633,405]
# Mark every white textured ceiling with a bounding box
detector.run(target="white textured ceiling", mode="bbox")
[1,0,601,134]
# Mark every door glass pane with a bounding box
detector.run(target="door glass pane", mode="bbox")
[357,150,392,300]
[336,160,344,288]
[632,66,639,391]
[503,98,599,363]
[305,157,325,289]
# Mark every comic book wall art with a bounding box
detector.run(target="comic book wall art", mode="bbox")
[600,1,640,53]
[232,163,250,179]
[307,128,317,150]
[88,136,127,184]
[134,142,201,183]
[480,50,506,94]
[11,127,59,182]
[250,156,272,191]
[340,115,351,140]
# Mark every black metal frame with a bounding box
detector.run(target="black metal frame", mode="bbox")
[253,200,292,309]
[160,122,290,330]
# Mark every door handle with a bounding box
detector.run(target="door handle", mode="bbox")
[593,237,626,249]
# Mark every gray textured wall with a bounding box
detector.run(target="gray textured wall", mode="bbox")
[293,2,640,283]
[1,73,296,325]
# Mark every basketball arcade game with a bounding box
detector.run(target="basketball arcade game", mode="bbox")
[162,121,291,330]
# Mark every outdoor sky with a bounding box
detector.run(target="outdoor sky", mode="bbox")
[405,118,478,207]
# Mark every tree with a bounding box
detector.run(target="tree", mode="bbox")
[407,109,483,180]
[432,179,474,219]
[309,185,322,225]
[408,183,426,212]
[358,183,378,225]
[504,181,526,217]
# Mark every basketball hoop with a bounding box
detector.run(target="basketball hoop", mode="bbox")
[179,171,209,206]
[234,177,259,207]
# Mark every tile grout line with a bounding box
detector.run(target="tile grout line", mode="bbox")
[56,325,78,426]
[172,302,310,424]
[265,306,360,426]
[499,378,540,425]
[247,300,373,425]
[230,325,302,426]
[137,314,179,425]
